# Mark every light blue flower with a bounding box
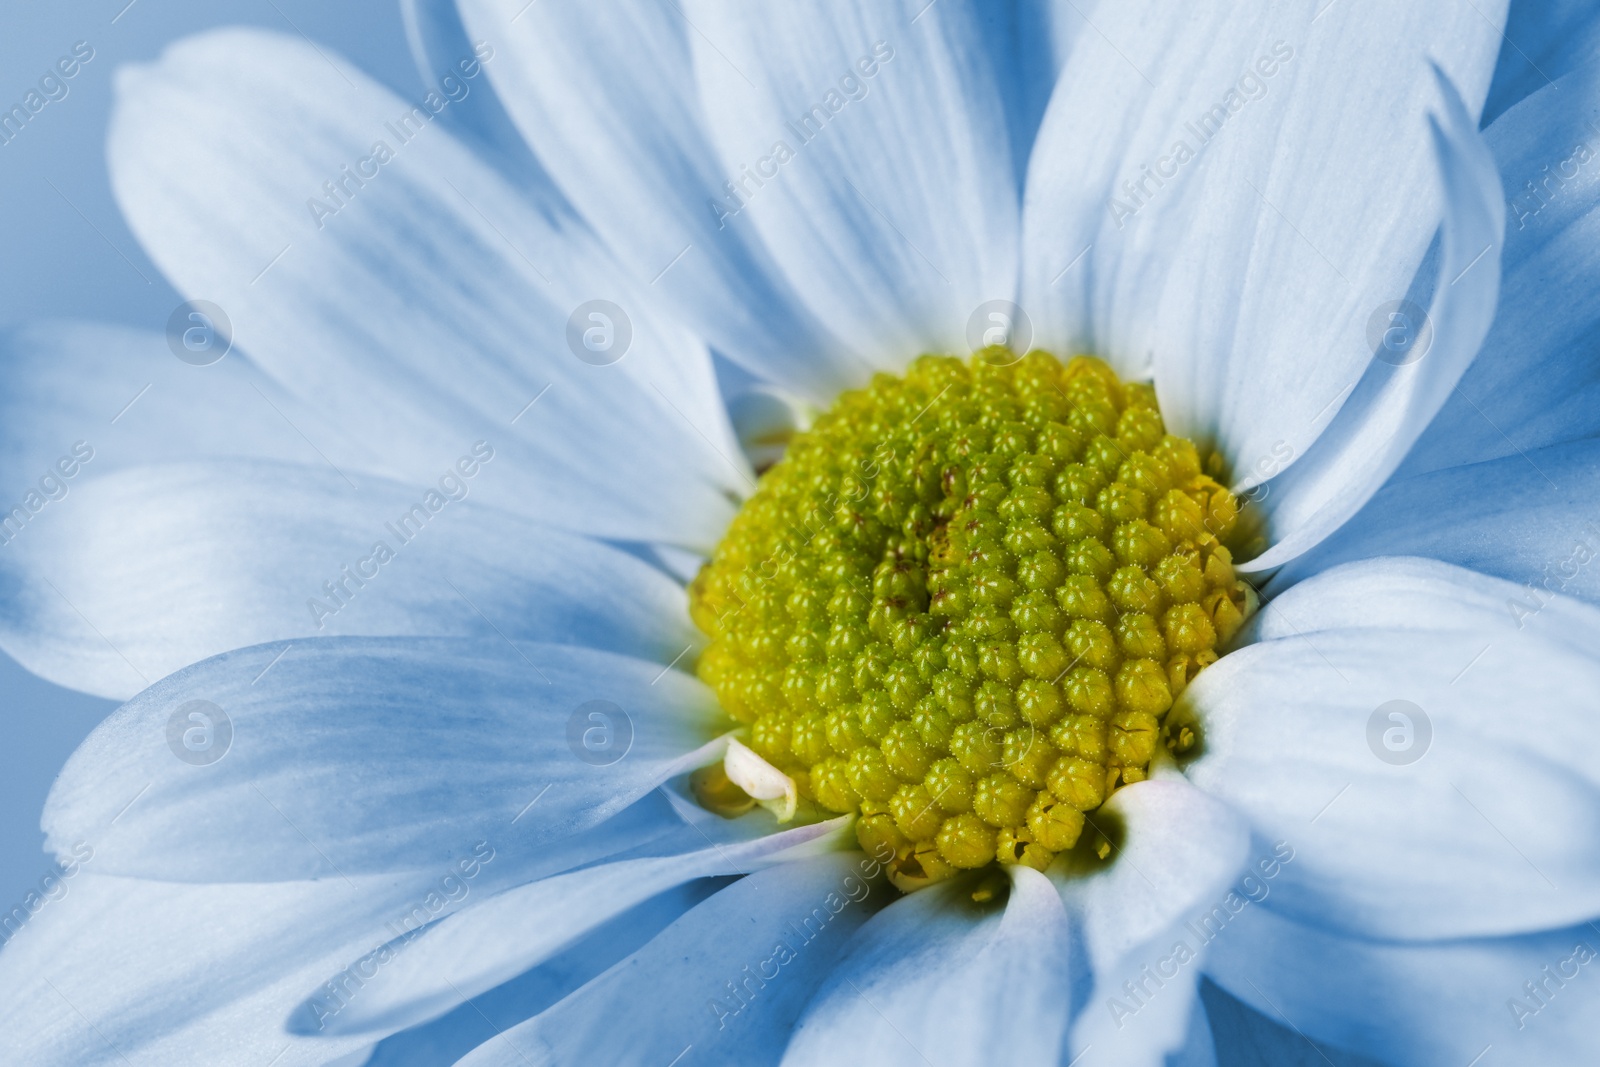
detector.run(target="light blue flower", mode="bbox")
[2,1,1599,1064]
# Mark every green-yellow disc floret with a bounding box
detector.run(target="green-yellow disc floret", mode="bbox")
[689,350,1254,892]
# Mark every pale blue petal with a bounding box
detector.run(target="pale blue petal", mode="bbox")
[1018,0,1506,505]
[307,818,851,1038]
[726,385,811,473]
[1402,61,1600,477]
[41,637,723,881]
[781,867,1073,1067]
[0,321,376,490]
[1268,439,1600,607]
[452,854,886,1067]
[457,0,855,399]
[0,797,696,1064]
[364,880,722,1066]
[1056,772,1249,1067]
[1206,901,1600,1064]
[109,28,743,547]
[1237,68,1503,573]
[684,0,1020,383]
[1185,557,1600,940]
[397,0,551,190]
[0,836,716,1065]
[0,460,698,699]
[0,872,403,1066]
[974,1,1082,194]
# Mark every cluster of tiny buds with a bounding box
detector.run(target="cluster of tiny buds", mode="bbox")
[690,350,1254,892]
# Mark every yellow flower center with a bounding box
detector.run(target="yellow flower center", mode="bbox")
[689,351,1253,891]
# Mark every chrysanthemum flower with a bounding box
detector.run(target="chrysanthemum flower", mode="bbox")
[3,0,1599,1064]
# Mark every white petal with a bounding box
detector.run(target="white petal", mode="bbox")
[309,817,850,1037]
[684,0,1020,379]
[726,385,814,473]
[1267,439,1600,606]
[110,27,743,546]
[452,854,884,1067]
[1054,772,1250,1067]
[724,739,799,820]
[1019,0,1505,491]
[1185,556,1600,940]
[1206,900,1600,1065]
[1236,68,1504,573]
[397,0,550,187]
[0,321,368,488]
[0,460,698,700]
[0,872,406,1066]
[976,1,1086,193]
[42,637,722,882]
[782,867,1073,1067]
[1403,60,1600,478]
[359,879,720,1065]
[458,0,854,398]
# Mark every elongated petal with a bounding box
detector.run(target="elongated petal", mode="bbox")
[453,854,885,1067]
[1237,68,1503,573]
[1185,556,1600,940]
[1268,439,1600,607]
[0,461,697,700]
[359,879,721,1066]
[397,0,551,189]
[0,872,404,1066]
[1019,0,1505,503]
[110,27,742,546]
[782,867,1073,1067]
[42,638,721,881]
[685,0,1019,381]
[458,0,854,397]
[0,810,689,1067]
[1055,772,1250,1067]
[1403,61,1600,477]
[1206,900,1600,1065]
[307,818,851,1037]
[974,1,1085,194]
[0,321,367,488]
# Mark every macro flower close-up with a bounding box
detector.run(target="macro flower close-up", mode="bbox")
[4,0,1600,1064]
